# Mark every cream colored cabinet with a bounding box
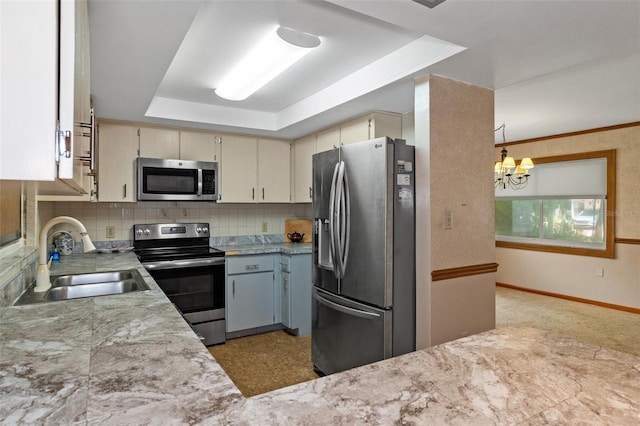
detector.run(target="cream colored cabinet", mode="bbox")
[219,136,290,203]
[138,127,180,159]
[339,113,402,146]
[179,131,221,162]
[219,135,258,202]
[1,0,92,192]
[316,128,340,153]
[258,139,291,203]
[340,118,371,145]
[292,135,316,203]
[96,123,138,202]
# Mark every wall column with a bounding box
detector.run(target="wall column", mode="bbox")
[414,74,496,348]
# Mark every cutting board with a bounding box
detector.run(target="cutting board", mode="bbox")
[284,219,312,243]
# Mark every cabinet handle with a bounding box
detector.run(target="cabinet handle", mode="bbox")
[245,264,259,270]
[252,188,255,200]
[262,188,265,200]
[309,187,312,199]
[232,280,235,297]
[123,184,127,199]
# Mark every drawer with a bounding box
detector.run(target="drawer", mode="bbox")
[227,255,274,275]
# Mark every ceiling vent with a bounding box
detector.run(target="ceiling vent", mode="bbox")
[412,0,447,8]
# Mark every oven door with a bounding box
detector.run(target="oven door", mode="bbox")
[144,258,225,313]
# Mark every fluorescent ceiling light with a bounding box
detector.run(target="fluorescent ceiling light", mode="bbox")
[214,26,321,101]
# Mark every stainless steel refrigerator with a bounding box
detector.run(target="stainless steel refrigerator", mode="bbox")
[311,136,415,375]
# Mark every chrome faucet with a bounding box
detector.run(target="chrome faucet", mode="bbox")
[35,216,96,292]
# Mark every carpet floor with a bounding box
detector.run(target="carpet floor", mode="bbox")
[208,330,319,397]
[210,287,640,397]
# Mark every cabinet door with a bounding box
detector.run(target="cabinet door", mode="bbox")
[57,0,91,192]
[219,134,257,203]
[227,272,274,332]
[340,117,371,145]
[0,0,58,180]
[179,131,220,162]
[258,139,290,203]
[139,127,180,159]
[97,123,138,202]
[316,128,340,153]
[293,135,315,203]
[290,254,312,336]
[281,272,291,328]
[370,112,402,140]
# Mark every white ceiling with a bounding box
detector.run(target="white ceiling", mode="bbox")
[88,0,640,143]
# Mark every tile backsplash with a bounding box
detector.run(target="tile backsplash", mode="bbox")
[38,201,312,242]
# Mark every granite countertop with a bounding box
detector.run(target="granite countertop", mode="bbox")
[216,242,312,256]
[2,252,639,424]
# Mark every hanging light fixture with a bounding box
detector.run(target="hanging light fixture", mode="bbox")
[215,26,321,101]
[494,123,534,190]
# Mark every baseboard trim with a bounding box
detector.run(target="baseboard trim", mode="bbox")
[432,262,499,282]
[496,282,640,314]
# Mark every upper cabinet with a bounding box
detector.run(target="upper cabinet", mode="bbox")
[219,136,290,203]
[138,127,180,159]
[96,123,138,202]
[179,131,221,163]
[340,112,402,146]
[258,139,291,203]
[292,135,316,203]
[315,128,340,154]
[1,0,94,195]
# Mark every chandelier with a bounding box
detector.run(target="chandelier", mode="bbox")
[494,123,534,190]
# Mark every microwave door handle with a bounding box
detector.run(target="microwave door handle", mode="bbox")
[197,169,203,196]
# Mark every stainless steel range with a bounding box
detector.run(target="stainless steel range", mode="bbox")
[133,222,225,346]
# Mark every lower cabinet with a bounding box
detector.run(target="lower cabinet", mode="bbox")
[226,255,276,333]
[225,252,311,336]
[281,254,312,336]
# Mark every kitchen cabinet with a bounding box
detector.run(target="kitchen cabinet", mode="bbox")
[258,138,291,203]
[226,255,276,333]
[219,136,290,203]
[280,254,312,336]
[292,135,316,203]
[1,0,93,191]
[96,123,138,202]
[138,127,180,159]
[315,128,340,153]
[179,130,221,162]
[340,112,402,146]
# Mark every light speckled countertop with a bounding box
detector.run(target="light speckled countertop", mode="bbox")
[1,252,639,424]
[215,242,311,256]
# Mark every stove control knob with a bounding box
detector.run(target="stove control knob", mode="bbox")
[196,227,203,233]
[202,227,209,234]
[143,228,151,236]
[136,228,143,237]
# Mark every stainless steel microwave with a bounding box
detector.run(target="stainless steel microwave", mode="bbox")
[137,157,219,201]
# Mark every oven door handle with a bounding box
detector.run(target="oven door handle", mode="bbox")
[142,257,225,270]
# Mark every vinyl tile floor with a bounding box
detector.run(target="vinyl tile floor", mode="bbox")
[208,330,319,397]
[210,287,640,397]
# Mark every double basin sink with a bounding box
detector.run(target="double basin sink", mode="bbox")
[15,269,149,305]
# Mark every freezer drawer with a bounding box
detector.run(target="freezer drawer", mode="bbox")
[312,287,392,375]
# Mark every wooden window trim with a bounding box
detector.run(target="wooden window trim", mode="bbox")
[496,149,616,259]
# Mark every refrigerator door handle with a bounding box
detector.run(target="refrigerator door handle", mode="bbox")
[313,291,381,320]
[328,162,341,278]
[339,162,350,276]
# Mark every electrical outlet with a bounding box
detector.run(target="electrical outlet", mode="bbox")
[106,225,116,239]
[444,210,453,229]
[261,222,268,233]
[595,267,604,277]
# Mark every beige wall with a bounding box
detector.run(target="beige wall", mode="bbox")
[496,124,640,309]
[415,75,496,348]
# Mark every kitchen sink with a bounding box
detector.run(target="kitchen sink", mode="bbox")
[14,269,150,305]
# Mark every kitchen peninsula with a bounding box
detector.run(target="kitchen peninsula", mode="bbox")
[1,252,639,424]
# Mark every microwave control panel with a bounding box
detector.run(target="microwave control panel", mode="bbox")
[202,170,216,194]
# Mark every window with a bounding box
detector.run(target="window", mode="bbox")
[495,150,615,258]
